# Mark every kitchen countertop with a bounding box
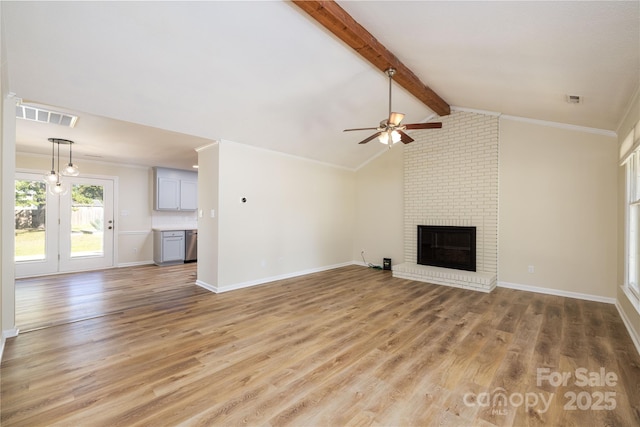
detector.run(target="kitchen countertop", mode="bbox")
[152,226,197,231]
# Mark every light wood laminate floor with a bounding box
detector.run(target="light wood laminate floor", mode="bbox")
[2,264,639,426]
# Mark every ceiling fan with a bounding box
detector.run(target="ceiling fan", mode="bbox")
[344,68,442,145]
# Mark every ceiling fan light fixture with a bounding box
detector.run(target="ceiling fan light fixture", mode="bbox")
[344,67,442,146]
[391,130,401,144]
[378,130,401,145]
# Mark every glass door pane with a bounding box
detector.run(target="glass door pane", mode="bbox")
[15,179,47,261]
[70,184,104,258]
[59,177,114,273]
[14,173,59,278]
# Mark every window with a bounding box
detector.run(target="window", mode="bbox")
[623,124,640,301]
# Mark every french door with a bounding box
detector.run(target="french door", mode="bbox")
[15,172,115,278]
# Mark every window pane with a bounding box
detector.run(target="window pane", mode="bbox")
[634,202,640,296]
[70,184,104,258]
[15,179,47,261]
[631,204,640,287]
[635,153,640,202]
[625,153,636,204]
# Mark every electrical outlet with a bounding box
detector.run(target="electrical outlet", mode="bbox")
[528,265,535,273]
[361,249,365,254]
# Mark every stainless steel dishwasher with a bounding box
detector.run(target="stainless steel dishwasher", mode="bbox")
[185,230,197,262]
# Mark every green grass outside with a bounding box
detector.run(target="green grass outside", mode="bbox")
[15,229,46,258]
[15,228,103,258]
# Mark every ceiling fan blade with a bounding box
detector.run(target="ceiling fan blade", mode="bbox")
[398,131,414,144]
[358,132,382,144]
[404,122,443,130]
[344,127,378,132]
[388,112,405,126]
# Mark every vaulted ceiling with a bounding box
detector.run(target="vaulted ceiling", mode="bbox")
[4,1,639,170]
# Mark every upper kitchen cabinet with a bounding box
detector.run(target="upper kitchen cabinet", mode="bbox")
[153,167,198,211]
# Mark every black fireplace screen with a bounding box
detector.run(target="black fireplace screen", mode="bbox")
[417,225,476,272]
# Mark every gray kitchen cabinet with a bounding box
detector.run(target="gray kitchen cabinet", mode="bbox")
[153,230,185,265]
[179,179,198,210]
[153,167,198,211]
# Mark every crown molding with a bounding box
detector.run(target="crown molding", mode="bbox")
[500,115,617,137]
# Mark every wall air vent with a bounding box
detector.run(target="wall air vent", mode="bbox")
[16,104,78,128]
[566,95,582,104]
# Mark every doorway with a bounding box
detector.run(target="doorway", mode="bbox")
[15,172,115,278]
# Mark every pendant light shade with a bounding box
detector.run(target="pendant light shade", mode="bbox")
[43,170,59,184]
[63,162,80,176]
[43,137,59,183]
[49,181,68,196]
[62,139,79,176]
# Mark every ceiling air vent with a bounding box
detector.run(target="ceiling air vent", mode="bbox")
[566,95,582,104]
[16,104,78,128]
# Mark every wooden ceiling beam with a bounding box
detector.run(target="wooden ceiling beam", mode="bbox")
[292,0,450,117]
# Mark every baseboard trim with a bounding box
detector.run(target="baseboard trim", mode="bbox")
[1,328,20,363]
[497,281,616,304]
[117,261,154,268]
[196,262,354,294]
[195,279,217,293]
[615,300,640,356]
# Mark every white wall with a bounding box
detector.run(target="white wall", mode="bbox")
[499,118,618,299]
[1,1,19,356]
[353,145,404,267]
[199,140,355,292]
[196,142,219,289]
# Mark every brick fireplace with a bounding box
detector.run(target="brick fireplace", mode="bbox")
[393,110,499,292]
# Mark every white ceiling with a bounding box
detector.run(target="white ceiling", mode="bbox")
[4,1,639,170]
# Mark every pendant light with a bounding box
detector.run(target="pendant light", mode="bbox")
[43,138,79,195]
[43,138,59,184]
[62,139,79,176]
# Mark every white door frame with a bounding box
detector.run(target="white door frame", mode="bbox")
[14,170,118,278]
[59,176,115,273]
[14,172,59,277]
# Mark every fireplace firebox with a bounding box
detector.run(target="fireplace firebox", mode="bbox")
[417,225,476,272]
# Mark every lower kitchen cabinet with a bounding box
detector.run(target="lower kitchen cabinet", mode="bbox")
[153,230,185,266]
